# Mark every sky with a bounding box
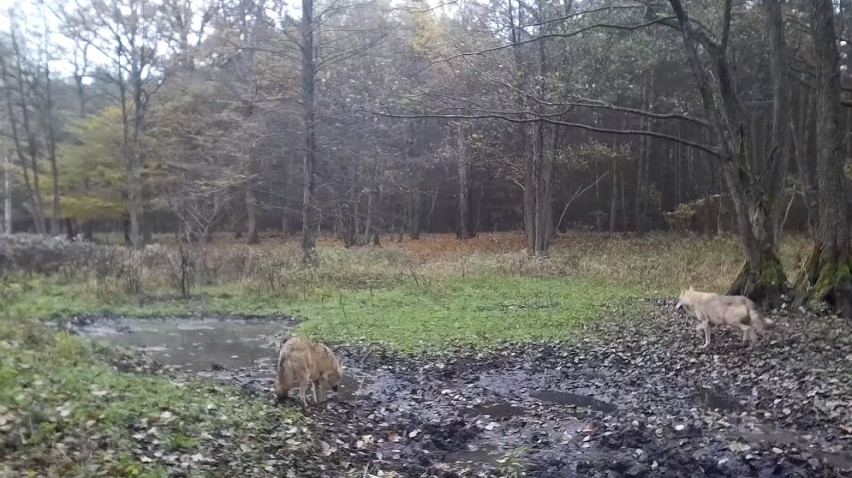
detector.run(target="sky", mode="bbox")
[0,0,454,78]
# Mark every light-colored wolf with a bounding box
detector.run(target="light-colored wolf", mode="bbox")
[275,337,343,406]
[676,287,774,349]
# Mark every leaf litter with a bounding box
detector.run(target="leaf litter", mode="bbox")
[62,301,852,477]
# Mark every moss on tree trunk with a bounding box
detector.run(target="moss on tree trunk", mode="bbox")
[727,252,787,308]
[795,245,852,317]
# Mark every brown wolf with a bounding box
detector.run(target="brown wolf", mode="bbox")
[274,337,343,406]
[675,287,774,349]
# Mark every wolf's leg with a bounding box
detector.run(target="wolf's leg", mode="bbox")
[311,380,320,403]
[739,324,750,344]
[298,381,309,407]
[317,380,327,402]
[747,327,758,349]
[699,321,711,348]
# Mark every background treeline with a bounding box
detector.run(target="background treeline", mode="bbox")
[0,0,850,309]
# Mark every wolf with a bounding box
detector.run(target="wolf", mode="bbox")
[675,287,774,349]
[274,337,343,406]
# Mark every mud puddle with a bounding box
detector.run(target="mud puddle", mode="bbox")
[74,312,852,477]
[81,317,286,373]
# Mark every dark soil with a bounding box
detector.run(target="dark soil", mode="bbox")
[71,299,852,477]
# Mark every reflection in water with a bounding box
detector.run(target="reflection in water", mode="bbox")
[83,318,286,373]
[532,390,617,413]
[695,386,744,412]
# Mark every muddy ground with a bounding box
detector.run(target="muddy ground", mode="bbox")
[71,300,852,477]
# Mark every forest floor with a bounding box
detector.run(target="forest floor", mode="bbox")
[2,233,851,477]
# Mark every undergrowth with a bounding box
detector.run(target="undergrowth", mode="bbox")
[0,232,810,350]
[0,317,307,477]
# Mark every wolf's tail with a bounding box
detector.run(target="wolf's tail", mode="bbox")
[746,300,772,330]
[276,345,287,373]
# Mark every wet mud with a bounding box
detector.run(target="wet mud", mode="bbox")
[72,302,852,477]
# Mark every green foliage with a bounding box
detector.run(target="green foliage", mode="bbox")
[664,194,730,231]
[56,106,128,222]
[759,254,786,287]
[553,140,631,171]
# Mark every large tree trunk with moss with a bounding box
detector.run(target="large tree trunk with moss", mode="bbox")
[795,0,852,317]
[722,161,787,306]
[667,0,790,307]
[725,0,790,306]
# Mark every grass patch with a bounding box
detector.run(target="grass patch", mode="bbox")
[0,317,307,477]
[0,232,811,350]
[293,276,646,352]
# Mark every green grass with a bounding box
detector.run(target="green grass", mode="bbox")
[1,274,646,352]
[0,318,306,477]
[291,276,646,352]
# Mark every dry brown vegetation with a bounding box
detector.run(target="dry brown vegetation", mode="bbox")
[3,232,806,300]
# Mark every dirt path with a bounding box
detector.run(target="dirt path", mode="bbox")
[74,301,852,477]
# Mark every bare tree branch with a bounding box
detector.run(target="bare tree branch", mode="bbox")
[369,110,719,156]
[429,16,676,67]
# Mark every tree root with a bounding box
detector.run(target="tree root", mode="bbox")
[795,245,852,318]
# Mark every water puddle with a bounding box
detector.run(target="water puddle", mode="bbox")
[463,401,525,418]
[695,386,744,412]
[733,428,852,471]
[78,317,289,373]
[532,390,617,413]
[444,443,499,465]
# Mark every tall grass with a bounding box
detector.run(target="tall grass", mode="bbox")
[1,232,811,307]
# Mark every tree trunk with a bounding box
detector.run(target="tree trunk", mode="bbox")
[41,10,61,236]
[456,123,473,240]
[668,0,788,306]
[532,121,554,254]
[426,188,438,233]
[635,72,653,234]
[3,153,10,234]
[791,91,818,238]
[6,18,45,234]
[372,187,383,245]
[123,219,131,245]
[523,138,536,250]
[65,218,74,240]
[474,183,484,236]
[364,189,374,245]
[409,190,421,239]
[763,0,791,247]
[246,187,259,244]
[300,0,318,260]
[620,169,628,231]
[126,145,143,248]
[796,0,852,317]
[609,158,618,233]
[128,40,146,248]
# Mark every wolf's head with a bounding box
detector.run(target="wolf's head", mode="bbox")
[676,288,693,311]
[327,361,343,392]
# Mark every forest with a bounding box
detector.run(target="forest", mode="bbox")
[1,0,850,309]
